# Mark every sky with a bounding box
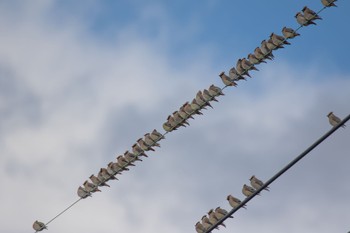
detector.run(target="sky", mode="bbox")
[0,0,350,233]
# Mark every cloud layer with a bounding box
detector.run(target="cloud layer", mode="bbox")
[0,1,349,233]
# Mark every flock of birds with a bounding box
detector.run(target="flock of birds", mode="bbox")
[33,0,343,232]
[195,176,269,233]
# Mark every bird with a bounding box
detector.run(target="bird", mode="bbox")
[124,150,142,163]
[173,111,190,125]
[219,71,238,86]
[214,207,233,219]
[150,129,164,141]
[208,209,226,227]
[241,58,259,71]
[90,174,110,187]
[321,0,337,7]
[191,99,205,111]
[209,84,224,97]
[137,138,155,151]
[195,221,206,233]
[327,112,346,128]
[302,6,322,21]
[203,89,218,102]
[33,220,47,231]
[242,184,257,197]
[236,58,252,77]
[270,33,290,46]
[163,121,173,132]
[227,195,246,209]
[229,67,246,81]
[282,27,300,39]
[266,38,281,51]
[83,180,101,192]
[248,53,266,65]
[295,12,316,26]
[260,40,274,59]
[77,186,91,198]
[132,143,148,157]
[178,106,192,120]
[183,102,195,115]
[99,167,117,181]
[166,115,179,128]
[196,90,213,108]
[117,155,134,168]
[201,215,218,230]
[250,175,270,191]
[144,133,160,148]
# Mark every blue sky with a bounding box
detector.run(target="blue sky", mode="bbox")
[0,1,349,233]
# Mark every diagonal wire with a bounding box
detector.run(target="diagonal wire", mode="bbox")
[204,114,350,233]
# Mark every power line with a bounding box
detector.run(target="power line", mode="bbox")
[204,114,350,233]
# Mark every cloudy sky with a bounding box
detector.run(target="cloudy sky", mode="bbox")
[1,0,349,233]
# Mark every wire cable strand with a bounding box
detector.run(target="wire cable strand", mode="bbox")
[204,113,350,233]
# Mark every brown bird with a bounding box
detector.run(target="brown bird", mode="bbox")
[90,174,110,187]
[219,71,238,86]
[150,129,164,141]
[327,112,346,128]
[321,0,337,7]
[295,12,317,26]
[302,6,322,21]
[33,220,47,232]
[77,186,91,198]
[83,180,101,193]
[282,27,300,39]
[250,175,270,191]
[227,194,246,209]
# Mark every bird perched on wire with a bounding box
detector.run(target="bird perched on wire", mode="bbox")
[248,53,266,65]
[302,6,322,21]
[282,27,300,39]
[99,167,117,181]
[90,174,110,187]
[150,129,164,141]
[209,84,224,97]
[227,195,246,209]
[208,209,226,228]
[144,133,161,148]
[202,89,218,102]
[195,221,206,233]
[33,220,47,232]
[250,175,270,191]
[241,58,259,71]
[137,138,156,151]
[236,59,252,78]
[196,90,213,108]
[124,150,142,163]
[201,215,216,230]
[77,186,91,198]
[321,0,337,7]
[229,67,246,81]
[260,40,274,59]
[132,143,148,157]
[270,33,290,46]
[327,112,346,128]
[242,184,258,197]
[295,12,317,26]
[214,207,232,219]
[83,180,101,193]
[219,71,238,86]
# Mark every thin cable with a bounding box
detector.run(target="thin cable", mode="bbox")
[205,114,350,233]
